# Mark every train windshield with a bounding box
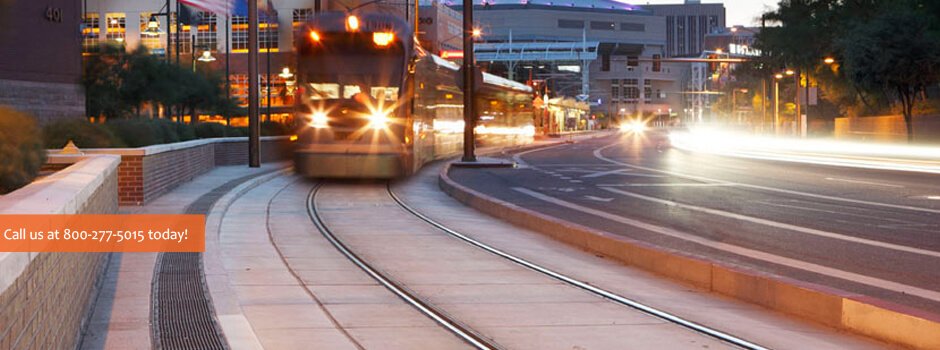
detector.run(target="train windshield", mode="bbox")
[299,32,405,102]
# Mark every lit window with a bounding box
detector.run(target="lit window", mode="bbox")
[370,87,399,101]
[309,83,340,100]
[260,11,278,51]
[195,12,217,51]
[231,16,248,52]
[82,13,100,53]
[292,9,313,27]
[105,13,126,43]
[170,13,192,54]
[343,85,362,99]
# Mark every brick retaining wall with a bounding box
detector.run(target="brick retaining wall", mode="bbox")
[53,137,293,205]
[0,156,119,349]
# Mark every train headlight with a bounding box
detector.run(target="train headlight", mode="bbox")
[620,120,647,134]
[368,112,389,129]
[373,32,395,47]
[347,15,360,31]
[309,112,329,128]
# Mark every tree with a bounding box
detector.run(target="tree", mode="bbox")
[83,44,129,119]
[838,1,940,141]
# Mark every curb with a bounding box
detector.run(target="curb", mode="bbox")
[202,166,292,350]
[439,162,940,350]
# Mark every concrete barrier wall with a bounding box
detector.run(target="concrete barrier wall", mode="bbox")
[0,155,119,349]
[834,114,940,143]
[439,164,940,349]
[50,136,293,205]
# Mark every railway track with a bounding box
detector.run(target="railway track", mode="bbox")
[298,180,769,350]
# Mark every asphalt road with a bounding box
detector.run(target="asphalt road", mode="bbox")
[450,131,940,314]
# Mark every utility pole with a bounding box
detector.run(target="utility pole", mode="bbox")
[461,0,476,162]
[248,0,260,167]
[225,13,231,126]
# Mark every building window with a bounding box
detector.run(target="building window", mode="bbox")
[627,56,638,67]
[621,22,644,32]
[232,16,248,52]
[623,79,639,102]
[652,54,662,72]
[644,80,652,102]
[601,53,610,72]
[293,8,313,27]
[260,12,278,51]
[195,12,217,51]
[230,74,248,106]
[590,21,615,31]
[105,13,126,43]
[140,13,165,53]
[82,13,100,53]
[170,13,192,55]
[611,85,619,102]
[558,19,584,29]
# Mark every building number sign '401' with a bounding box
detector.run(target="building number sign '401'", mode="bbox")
[45,6,63,23]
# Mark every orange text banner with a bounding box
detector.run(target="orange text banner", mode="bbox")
[0,215,205,252]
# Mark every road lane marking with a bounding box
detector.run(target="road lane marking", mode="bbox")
[584,195,614,202]
[511,187,940,303]
[581,169,665,179]
[824,177,905,188]
[752,200,909,224]
[599,186,940,259]
[597,183,736,188]
[593,143,940,215]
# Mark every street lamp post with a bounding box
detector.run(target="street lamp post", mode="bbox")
[461,0,476,162]
[774,73,782,134]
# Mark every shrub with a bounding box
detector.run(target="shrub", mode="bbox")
[261,121,290,136]
[194,122,227,138]
[226,126,249,137]
[42,119,124,149]
[151,118,181,144]
[0,107,46,194]
[107,119,163,147]
[176,123,197,141]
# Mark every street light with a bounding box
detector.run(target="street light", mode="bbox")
[278,67,294,79]
[197,50,216,62]
[823,57,836,65]
[142,15,164,37]
[773,73,782,133]
[785,69,795,76]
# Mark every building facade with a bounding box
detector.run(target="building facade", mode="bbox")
[463,0,689,123]
[0,0,85,124]
[643,0,725,58]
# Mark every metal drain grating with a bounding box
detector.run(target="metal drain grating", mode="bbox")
[152,169,278,349]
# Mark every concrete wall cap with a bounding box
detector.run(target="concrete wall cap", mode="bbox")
[47,136,290,156]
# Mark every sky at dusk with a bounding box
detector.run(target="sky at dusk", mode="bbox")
[636,0,780,27]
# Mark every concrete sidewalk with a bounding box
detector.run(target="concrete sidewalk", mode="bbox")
[79,163,287,350]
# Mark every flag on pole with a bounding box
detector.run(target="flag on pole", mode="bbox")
[231,0,275,17]
[179,0,233,15]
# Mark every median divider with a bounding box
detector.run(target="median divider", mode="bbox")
[439,161,940,350]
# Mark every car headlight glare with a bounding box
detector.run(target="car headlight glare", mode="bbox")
[368,112,389,129]
[309,112,329,128]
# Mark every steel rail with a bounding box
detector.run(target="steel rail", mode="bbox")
[306,184,500,350]
[387,183,770,350]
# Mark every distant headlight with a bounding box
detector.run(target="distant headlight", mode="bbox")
[309,112,329,128]
[620,120,647,133]
[368,112,389,129]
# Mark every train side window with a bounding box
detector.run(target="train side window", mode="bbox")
[370,87,399,101]
[343,85,362,99]
[309,83,339,100]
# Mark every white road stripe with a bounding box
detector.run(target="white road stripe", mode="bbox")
[599,187,940,259]
[511,187,940,303]
[597,183,736,187]
[824,177,905,188]
[593,143,940,215]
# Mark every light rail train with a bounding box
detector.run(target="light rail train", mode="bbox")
[293,12,535,178]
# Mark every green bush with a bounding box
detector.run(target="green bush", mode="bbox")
[194,122,228,138]
[0,107,46,194]
[226,126,249,137]
[176,123,196,141]
[261,121,290,136]
[42,119,124,149]
[151,118,180,144]
[107,119,163,147]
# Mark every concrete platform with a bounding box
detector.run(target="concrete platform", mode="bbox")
[79,163,288,350]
